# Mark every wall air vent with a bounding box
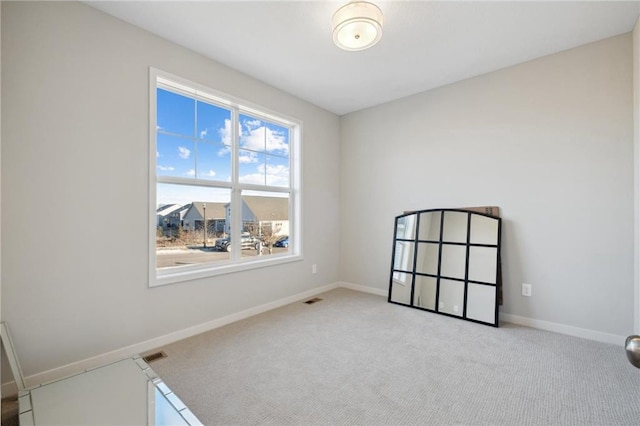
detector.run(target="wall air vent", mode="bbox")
[142,351,167,363]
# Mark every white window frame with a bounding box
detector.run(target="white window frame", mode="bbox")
[149,68,303,287]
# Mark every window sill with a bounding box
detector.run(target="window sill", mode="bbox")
[150,253,304,287]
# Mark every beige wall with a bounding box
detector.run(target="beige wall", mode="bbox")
[340,34,634,338]
[1,1,340,379]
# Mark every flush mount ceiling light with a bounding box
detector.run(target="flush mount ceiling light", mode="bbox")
[332,1,383,51]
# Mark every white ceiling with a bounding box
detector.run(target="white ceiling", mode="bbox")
[87,1,640,116]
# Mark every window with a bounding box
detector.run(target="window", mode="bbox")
[150,69,301,286]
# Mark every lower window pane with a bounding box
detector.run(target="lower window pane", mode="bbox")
[156,183,231,270]
[240,191,290,259]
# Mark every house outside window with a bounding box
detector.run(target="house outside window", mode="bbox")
[149,69,301,286]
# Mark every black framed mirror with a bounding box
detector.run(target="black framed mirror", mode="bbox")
[388,208,502,327]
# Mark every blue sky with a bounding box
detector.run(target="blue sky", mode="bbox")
[156,88,290,206]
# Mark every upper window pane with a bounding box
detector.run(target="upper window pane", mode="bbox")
[266,155,290,187]
[239,114,290,156]
[237,151,290,187]
[157,134,195,178]
[238,150,266,185]
[238,114,290,187]
[157,89,233,183]
[157,88,195,137]
[196,141,231,182]
[197,101,231,144]
[265,122,289,156]
[239,114,266,152]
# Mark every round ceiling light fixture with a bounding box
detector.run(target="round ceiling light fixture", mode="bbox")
[332,1,383,51]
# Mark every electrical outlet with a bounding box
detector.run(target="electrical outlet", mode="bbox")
[453,305,459,313]
[311,264,317,274]
[522,283,532,297]
[439,302,444,309]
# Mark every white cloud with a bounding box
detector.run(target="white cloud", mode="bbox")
[243,118,262,129]
[240,126,288,154]
[239,163,289,187]
[156,151,160,158]
[157,165,175,171]
[265,163,288,175]
[178,146,191,159]
[238,173,265,185]
[265,128,288,153]
[219,119,287,155]
[185,169,196,177]
[239,152,258,164]
[205,170,216,177]
[264,163,289,186]
[218,119,235,146]
[200,128,208,139]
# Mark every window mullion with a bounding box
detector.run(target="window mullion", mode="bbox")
[157,130,199,142]
[231,107,242,260]
[232,108,239,190]
[194,100,198,179]
[237,183,290,194]
[157,176,233,189]
[263,121,268,186]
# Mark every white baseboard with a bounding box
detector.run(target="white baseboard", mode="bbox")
[5,282,626,395]
[15,282,340,391]
[500,313,626,346]
[337,281,627,346]
[338,281,388,297]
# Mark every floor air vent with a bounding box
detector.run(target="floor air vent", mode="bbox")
[304,297,323,305]
[142,351,167,363]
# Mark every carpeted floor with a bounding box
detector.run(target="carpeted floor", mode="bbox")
[146,288,640,425]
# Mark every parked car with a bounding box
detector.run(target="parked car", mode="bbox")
[214,233,260,252]
[274,236,289,248]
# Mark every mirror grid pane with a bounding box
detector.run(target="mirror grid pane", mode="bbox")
[389,208,501,327]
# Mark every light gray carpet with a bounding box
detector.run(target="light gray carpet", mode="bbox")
[149,288,640,425]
